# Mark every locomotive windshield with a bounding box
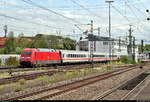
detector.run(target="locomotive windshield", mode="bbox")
[21,51,32,55]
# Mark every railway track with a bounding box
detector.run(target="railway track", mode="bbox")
[1,63,147,100]
[0,63,101,72]
[93,67,150,100]
[0,63,108,85]
[0,62,138,85]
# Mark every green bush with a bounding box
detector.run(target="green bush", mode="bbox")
[0,48,5,54]
[0,59,2,66]
[8,69,13,76]
[19,79,26,85]
[14,86,24,92]
[5,57,19,66]
[120,56,135,64]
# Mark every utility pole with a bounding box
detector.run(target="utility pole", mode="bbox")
[128,25,133,60]
[133,37,135,62]
[90,20,94,68]
[141,40,144,53]
[4,25,7,38]
[98,27,100,36]
[119,36,121,52]
[106,0,114,62]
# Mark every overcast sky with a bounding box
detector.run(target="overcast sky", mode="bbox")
[0,0,150,44]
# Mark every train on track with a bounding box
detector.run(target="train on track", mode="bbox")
[20,48,120,67]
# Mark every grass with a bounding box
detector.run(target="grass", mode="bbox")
[0,66,114,93]
[0,82,16,90]
[0,72,11,78]
[0,62,130,94]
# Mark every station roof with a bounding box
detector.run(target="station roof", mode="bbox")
[82,34,118,41]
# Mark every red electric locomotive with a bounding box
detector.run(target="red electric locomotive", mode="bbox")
[20,48,61,67]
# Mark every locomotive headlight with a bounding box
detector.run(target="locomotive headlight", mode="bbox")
[20,57,25,59]
[26,57,31,59]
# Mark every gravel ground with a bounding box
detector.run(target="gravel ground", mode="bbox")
[0,65,149,100]
[102,90,129,100]
[48,66,150,100]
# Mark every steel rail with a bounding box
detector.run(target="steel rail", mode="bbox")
[93,66,150,100]
[5,64,143,100]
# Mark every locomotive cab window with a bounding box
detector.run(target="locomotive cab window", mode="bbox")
[21,51,32,55]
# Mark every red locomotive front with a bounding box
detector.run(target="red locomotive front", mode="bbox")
[20,48,61,67]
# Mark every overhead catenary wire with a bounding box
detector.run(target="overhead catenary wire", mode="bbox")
[70,0,103,23]
[0,0,143,11]
[136,0,148,11]
[22,0,82,25]
[111,4,131,23]
[125,2,144,33]
[125,0,150,34]
[126,0,147,17]
[109,3,148,40]
[0,14,61,29]
[111,4,146,32]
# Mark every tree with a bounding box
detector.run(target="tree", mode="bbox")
[144,44,150,51]
[4,31,17,54]
[27,36,48,48]
[35,36,48,48]
[62,37,76,50]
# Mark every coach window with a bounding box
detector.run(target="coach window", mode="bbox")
[103,42,108,45]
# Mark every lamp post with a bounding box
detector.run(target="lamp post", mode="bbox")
[106,0,114,62]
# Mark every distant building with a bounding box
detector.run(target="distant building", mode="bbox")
[0,37,32,49]
[0,37,8,48]
[76,34,139,62]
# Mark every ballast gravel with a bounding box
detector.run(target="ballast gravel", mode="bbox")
[0,65,149,100]
[48,66,150,100]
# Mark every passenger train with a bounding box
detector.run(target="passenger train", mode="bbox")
[20,48,119,67]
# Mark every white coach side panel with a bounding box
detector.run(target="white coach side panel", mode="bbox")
[60,50,89,63]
